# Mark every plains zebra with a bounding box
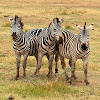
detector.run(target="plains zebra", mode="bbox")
[34,18,69,78]
[11,15,42,80]
[59,22,94,85]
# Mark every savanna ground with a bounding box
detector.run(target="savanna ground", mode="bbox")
[0,0,100,100]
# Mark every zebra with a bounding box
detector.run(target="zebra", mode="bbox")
[11,15,42,80]
[34,17,69,78]
[58,22,94,85]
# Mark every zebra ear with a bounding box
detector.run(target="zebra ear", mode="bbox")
[76,24,82,30]
[87,23,94,30]
[60,18,64,23]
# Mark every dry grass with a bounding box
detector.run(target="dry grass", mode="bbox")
[0,0,100,100]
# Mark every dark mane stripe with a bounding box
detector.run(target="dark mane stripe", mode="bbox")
[55,17,60,23]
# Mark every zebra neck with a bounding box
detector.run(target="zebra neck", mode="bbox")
[46,29,55,45]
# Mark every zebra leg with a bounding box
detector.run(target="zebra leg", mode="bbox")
[82,57,90,85]
[35,55,38,67]
[55,53,59,74]
[34,53,43,76]
[70,60,76,84]
[69,60,77,80]
[60,55,70,83]
[46,54,49,60]
[23,53,28,77]
[15,53,21,80]
[47,55,54,78]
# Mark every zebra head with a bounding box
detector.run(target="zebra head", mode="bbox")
[49,17,64,42]
[76,22,94,50]
[11,15,23,41]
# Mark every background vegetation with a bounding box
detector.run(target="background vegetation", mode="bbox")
[0,0,100,99]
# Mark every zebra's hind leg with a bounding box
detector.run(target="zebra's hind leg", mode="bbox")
[23,53,28,78]
[34,53,43,76]
[69,60,77,80]
[55,53,59,74]
[15,53,21,80]
[82,57,90,86]
[47,55,54,78]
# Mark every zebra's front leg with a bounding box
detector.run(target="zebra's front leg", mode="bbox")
[70,60,76,84]
[69,60,77,80]
[15,53,21,80]
[34,53,43,76]
[23,53,28,78]
[47,55,54,78]
[82,57,90,85]
[60,55,70,83]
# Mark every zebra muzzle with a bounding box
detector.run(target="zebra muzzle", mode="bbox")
[81,43,87,50]
[12,32,17,41]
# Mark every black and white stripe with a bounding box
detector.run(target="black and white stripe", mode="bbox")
[11,15,42,80]
[34,18,64,77]
[59,22,93,85]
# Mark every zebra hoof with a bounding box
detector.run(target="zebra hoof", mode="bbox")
[47,71,53,78]
[85,80,90,86]
[47,74,52,79]
[86,82,90,86]
[14,76,19,80]
[34,70,39,76]
[34,73,38,77]
[67,80,72,85]
[23,74,26,78]
[73,76,78,80]
[55,68,58,74]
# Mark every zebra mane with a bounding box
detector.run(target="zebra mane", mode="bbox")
[84,22,86,30]
[14,15,24,29]
[83,22,86,34]
[55,17,60,23]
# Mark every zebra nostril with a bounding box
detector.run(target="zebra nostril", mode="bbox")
[12,32,16,37]
[13,32,16,35]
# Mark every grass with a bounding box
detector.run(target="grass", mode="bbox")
[0,0,100,100]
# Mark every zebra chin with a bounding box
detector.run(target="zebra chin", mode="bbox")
[12,37,17,41]
[55,36,63,44]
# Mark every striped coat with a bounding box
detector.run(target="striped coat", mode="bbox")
[59,22,93,85]
[11,15,42,80]
[34,18,65,78]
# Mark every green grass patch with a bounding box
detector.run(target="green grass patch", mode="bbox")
[64,25,74,30]
[2,22,11,27]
